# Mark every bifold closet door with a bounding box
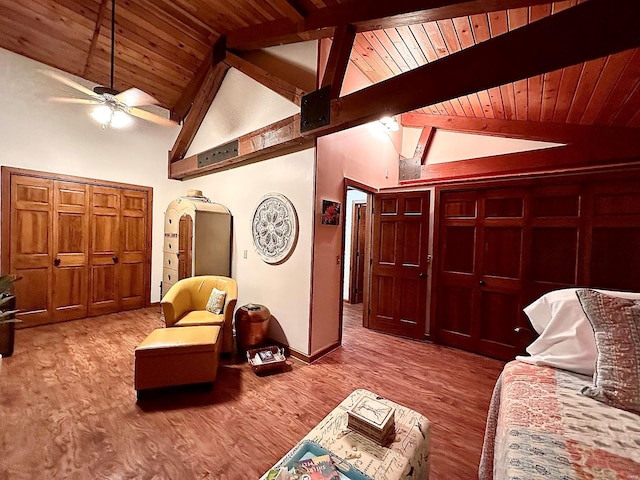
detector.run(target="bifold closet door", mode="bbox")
[10,175,54,327]
[119,189,147,311]
[52,181,89,322]
[3,168,152,327]
[89,186,121,316]
[89,186,148,315]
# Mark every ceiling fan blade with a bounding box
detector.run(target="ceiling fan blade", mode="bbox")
[115,88,160,107]
[49,97,101,105]
[129,107,178,127]
[41,70,101,100]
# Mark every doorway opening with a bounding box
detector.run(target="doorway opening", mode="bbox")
[344,188,368,305]
[341,182,374,338]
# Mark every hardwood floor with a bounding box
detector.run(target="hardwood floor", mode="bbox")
[0,303,505,479]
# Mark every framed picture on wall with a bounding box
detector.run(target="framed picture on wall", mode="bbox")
[321,200,341,225]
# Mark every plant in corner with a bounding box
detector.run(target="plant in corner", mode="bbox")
[0,275,21,357]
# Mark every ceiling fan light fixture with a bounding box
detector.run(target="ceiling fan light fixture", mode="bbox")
[90,104,131,129]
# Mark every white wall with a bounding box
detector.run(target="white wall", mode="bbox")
[183,42,317,355]
[0,47,182,302]
[343,189,367,300]
[426,130,563,163]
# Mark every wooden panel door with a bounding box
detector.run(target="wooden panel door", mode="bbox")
[10,175,53,327]
[349,202,367,304]
[476,190,526,359]
[435,191,478,352]
[52,181,89,322]
[89,186,120,316]
[370,192,430,339]
[119,189,148,311]
[436,189,526,360]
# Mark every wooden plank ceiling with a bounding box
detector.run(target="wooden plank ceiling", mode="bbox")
[352,0,640,127]
[0,0,638,129]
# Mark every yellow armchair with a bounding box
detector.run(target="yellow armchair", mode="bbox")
[161,275,238,354]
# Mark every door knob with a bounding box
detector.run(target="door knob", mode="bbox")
[112,256,119,263]
[53,258,61,266]
[419,272,426,279]
[479,280,486,286]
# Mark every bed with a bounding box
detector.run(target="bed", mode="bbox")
[479,288,640,480]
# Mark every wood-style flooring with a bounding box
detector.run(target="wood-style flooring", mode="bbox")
[0,303,505,479]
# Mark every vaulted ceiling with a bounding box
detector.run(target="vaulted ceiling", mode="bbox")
[1,0,639,181]
[2,0,638,129]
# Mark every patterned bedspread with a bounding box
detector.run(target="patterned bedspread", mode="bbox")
[479,361,640,480]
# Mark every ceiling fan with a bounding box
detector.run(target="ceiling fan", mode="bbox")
[44,0,176,129]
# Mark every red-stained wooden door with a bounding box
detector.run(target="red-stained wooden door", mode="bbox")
[436,189,526,360]
[349,202,367,304]
[369,192,430,339]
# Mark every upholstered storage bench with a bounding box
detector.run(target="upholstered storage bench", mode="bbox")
[261,389,430,479]
[134,325,221,392]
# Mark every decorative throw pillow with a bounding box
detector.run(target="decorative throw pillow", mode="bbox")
[206,288,226,315]
[516,288,640,376]
[576,289,640,414]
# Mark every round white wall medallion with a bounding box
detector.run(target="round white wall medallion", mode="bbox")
[252,193,298,264]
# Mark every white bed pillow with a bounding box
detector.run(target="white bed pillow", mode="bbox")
[516,288,640,376]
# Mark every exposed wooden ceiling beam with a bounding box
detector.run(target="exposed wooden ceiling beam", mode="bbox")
[321,25,356,99]
[227,0,553,50]
[169,115,313,179]
[169,37,229,164]
[224,51,308,106]
[306,0,640,137]
[401,113,640,144]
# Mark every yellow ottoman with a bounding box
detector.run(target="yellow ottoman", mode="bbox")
[134,325,221,391]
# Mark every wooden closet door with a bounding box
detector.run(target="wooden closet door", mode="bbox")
[436,189,525,360]
[89,186,120,316]
[435,191,478,352]
[370,192,430,339]
[52,181,89,322]
[475,190,525,360]
[119,189,148,311]
[10,175,53,327]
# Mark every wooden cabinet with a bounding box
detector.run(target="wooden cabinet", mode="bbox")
[161,195,231,297]
[1,168,152,327]
[434,171,640,361]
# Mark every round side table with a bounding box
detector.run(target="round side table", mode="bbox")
[235,303,270,352]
